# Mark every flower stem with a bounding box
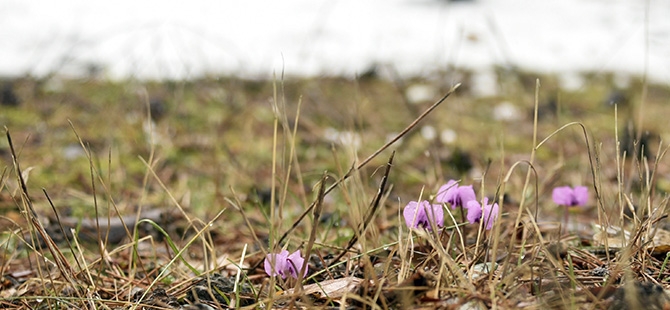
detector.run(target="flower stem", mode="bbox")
[563,207,569,235]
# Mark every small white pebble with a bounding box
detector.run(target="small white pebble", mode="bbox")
[405,84,437,104]
[470,70,498,98]
[421,125,437,141]
[324,128,361,149]
[459,300,487,310]
[440,128,457,144]
[558,72,584,91]
[338,131,361,149]
[493,101,522,121]
[62,144,85,160]
[323,127,340,144]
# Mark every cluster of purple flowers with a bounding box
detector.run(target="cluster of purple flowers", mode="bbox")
[264,183,589,278]
[403,180,499,231]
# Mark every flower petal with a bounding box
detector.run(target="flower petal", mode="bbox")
[263,255,276,276]
[435,180,477,209]
[427,203,444,229]
[264,250,289,278]
[287,250,307,279]
[416,200,433,230]
[404,200,443,230]
[465,200,482,224]
[435,180,458,206]
[552,186,574,206]
[403,201,421,228]
[573,186,588,206]
[482,198,499,230]
[457,185,477,207]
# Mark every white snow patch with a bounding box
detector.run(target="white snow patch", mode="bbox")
[0,0,668,83]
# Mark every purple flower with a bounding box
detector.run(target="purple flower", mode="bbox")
[465,198,499,230]
[481,198,499,230]
[552,186,588,207]
[264,250,308,279]
[436,180,477,209]
[403,200,444,230]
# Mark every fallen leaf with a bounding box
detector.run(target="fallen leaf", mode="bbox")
[286,277,364,300]
[593,224,670,252]
[649,244,670,256]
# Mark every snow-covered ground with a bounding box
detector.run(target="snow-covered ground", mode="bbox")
[1,0,668,83]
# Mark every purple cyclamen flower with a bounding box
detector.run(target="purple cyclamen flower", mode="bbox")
[465,198,499,230]
[264,250,308,279]
[403,200,444,230]
[552,186,588,207]
[436,180,477,209]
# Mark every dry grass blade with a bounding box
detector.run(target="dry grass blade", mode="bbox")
[292,172,327,297]
[226,187,265,258]
[131,209,226,309]
[329,151,395,267]
[276,84,461,247]
[42,189,86,276]
[5,128,79,289]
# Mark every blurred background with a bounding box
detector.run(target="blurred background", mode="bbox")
[1,0,669,84]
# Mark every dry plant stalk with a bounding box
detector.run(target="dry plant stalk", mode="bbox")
[277,84,461,248]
